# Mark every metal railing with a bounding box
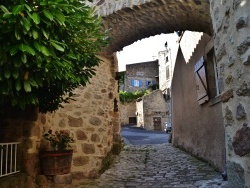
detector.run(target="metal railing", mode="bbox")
[0,142,20,177]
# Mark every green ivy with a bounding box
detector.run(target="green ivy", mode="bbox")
[119,90,150,104]
[0,0,109,113]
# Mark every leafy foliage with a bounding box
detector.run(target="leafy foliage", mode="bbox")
[0,0,109,113]
[43,129,74,151]
[119,90,150,104]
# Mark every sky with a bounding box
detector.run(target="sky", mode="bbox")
[116,33,179,71]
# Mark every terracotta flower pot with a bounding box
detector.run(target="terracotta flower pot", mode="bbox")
[40,149,73,175]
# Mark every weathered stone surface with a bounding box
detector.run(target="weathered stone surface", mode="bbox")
[236,81,250,96]
[59,118,66,127]
[227,161,245,187]
[236,16,248,30]
[59,113,67,117]
[73,156,89,166]
[41,114,46,124]
[225,75,233,85]
[97,108,105,116]
[237,37,250,55]
[89,117,102,126]
[225,106,234,124]
[53,174,72,184]
[76,130,87,140]
[233,0,243,10]
[236,103,246,119]
[221,89,234,102]
[243,55,250,65]
[82,143,95,154]
[215,43,226,61]
[91,134,101,142]
[88,169,99,178]
[68,116,83,127]
[227,55,235,67]
[232,125,250,156]
[71,171,86,180]
[101,89,107,93]
[94,94,103,99]
[27,176,36,188]
[84,92,92,99]
[36,175,48,188]
[23,123,41,137]
[74,111,82,116]
[108,92,114,99]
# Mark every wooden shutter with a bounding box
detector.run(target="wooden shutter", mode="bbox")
[194,56,209,104]
[131,79,134,86]
[139,80,143,87]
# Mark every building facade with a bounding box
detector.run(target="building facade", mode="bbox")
[171,31,225,172]
[124,60,159,92]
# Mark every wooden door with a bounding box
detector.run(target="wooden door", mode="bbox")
[153,117,162,131]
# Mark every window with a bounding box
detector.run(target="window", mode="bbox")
[194,49,220,105]
[134,80,139,87]
[206,48,220,98]
[131,79,142,87]
[146,80,151,86]
[194,56,209,104]
[166,56,169,63]
[166,65,170,80]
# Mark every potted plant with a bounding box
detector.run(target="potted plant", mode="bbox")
[40,130,74,175]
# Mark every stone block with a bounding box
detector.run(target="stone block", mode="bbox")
[89,117,102,126]
[236,81,250,96]
[68,116,83,127]
[227,161,245,187]
[36,175,49,188]
[237,37,250,55]
[91,134,100,142]
[23,153,38,177]
[73,156,89,166]
[76,130,88,140]
[53,174,72,184]
[232,125,250,156]
[236,103,246,119]
[82,143,95,154]
[71,171,85,180]
[236,16,248,30]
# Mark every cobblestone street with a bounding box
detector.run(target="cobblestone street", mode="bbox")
[80,144,228,188]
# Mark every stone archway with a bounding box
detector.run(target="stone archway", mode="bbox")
[88,0,250,187]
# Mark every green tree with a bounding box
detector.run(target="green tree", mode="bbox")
[0,0,109,113]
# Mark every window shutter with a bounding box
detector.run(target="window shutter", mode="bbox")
[131,79,134,86]
[152,80,155,85]
[139,80,143,87]
[194,56,208,104]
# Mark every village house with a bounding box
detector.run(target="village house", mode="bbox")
[171,31,225,173]
[0,1,249,187]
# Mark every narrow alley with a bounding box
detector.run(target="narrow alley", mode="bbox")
[80,142,228,188]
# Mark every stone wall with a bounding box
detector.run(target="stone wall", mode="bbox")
[120,102,136,125]
[43,55,120,185]
[210,1,250,187]
[0,107,46,188]
[136,90,168,131]
[125,60,159,92]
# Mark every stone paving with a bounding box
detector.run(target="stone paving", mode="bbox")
[79,144,228,188]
